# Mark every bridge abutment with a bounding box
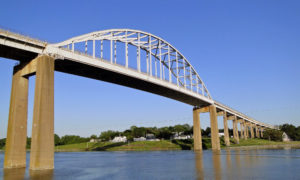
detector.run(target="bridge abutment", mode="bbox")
[4,67,29,168]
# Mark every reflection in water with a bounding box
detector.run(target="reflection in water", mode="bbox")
[233,149,242,178]
[194,151,204,180]
[3,168,25,180]
[3,167,54,180]
[234,149,241,169]
[212,150,222,180]
[29,169,54,180]
[225,149,233,179]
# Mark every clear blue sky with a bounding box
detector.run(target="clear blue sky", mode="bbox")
[0,0,299,138]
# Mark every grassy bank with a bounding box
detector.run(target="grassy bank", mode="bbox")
[55,138,222,152]
[55,140,187,152]
[2,138,297,152]
[228,138,300,148]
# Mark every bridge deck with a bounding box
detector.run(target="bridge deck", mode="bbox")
[0,29,274,129]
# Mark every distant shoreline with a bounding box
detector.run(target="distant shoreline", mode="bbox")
[1,140,300,152]
[224,143,300,150]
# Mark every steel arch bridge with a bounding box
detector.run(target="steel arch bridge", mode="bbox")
[53,29,211,99]
[0,28,274,170]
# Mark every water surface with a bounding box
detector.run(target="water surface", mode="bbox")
[0,148,299,179]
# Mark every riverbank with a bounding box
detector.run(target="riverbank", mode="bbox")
[1,138,299,152]
[55,139,193,152]
[226,139,300,150]
[54,138,300,152]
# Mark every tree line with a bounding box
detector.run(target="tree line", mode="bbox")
[0,123,299,148]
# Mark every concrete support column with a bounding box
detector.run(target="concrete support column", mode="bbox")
[256,125,260,138]
[243,121,247,140]
[240,122,244,139]
[193,108,202,151]
[209,105,220,151]
[250,124,254,138]
[232,116,239,144]
[4,67,29,168]
[30,55,55,170]
[260,128,264,138]
[246,123,249,138]
[223,112,230,146]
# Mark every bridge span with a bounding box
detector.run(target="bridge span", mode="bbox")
[0,29,274,170]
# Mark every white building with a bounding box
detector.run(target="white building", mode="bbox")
[90,138,101,143]
[172,132,192,140]
[208,133,225,137]
[282,132,291,142]
[111,136,127,143]
[133,137,146,141]
[218,132,225,137]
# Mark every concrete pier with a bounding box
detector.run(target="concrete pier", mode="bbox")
[245,123,249,139]
[260,128,264,138]
[255,125,260,138]
[240,121,244,139]
[232,116,239,144]
[223,112,230,146]
[243,120,247,140]
[193,108,202,151]
[29,55,55,170]
[209,105,220,151]
[250,123,255,138]
[4,67,29,168]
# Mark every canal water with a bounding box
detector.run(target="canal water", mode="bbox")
[0,148,299,180]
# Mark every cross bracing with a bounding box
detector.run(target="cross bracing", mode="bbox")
[53,29,212,99]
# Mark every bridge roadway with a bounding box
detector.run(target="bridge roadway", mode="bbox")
[0,29,274,170]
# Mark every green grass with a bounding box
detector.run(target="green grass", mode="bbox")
[54,138,300,152]
[55,140,186,152]
[103,140,182,151]
[55,142,113,151]
[229,138,300,147]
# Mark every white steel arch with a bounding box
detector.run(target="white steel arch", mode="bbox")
[52,29,212,99]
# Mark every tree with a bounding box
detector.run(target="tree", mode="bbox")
[131,127,146,138]
[296,126,300,141]
[157,127,173,139]
[280,124,297,140]
[60,135,89,145]
[99,130,119,141]
[174,124,190,134]
[262,129,283,142]
[26,137,31,149]
[202,127,211,137]
[90,134,97,139]
[0,138,6,149]
[54,134,61,146]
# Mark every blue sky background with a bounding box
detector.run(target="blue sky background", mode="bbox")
[0,0,299,138]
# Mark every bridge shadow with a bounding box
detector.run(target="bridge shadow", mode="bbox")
[171,139,192,150]
[91,142,127,151]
